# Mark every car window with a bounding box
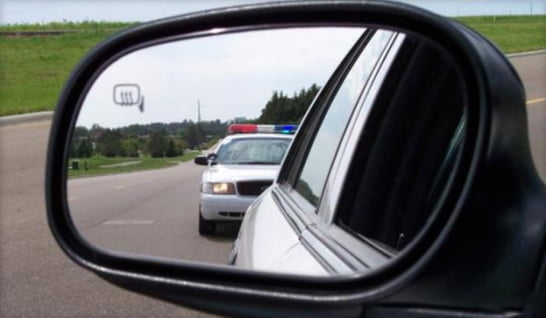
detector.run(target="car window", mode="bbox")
[294,30,396,206]
[215,137,291,164]
[334,37,465,251]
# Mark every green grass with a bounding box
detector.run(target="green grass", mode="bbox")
[457,15,546,53]
[0,21,134,32]
[0,22,134,116]
[68,152,200,178]
[0,16,544,117]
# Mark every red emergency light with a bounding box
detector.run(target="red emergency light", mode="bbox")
[228,124,298,134]
[228,124,258,134]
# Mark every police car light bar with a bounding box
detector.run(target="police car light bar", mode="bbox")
[228,124,297,134]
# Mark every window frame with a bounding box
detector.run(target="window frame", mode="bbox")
[290,30,398,211]
[277,29,402,216]
[276,29,374,191]
[318,33,406,225]
[272,29,378,229]
[304,33,406,271]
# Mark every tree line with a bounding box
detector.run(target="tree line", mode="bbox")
[70,84,321,159]
[70,120,226,159]
[255,84,320,124]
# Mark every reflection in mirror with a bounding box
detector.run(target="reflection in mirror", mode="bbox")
[67,26,465,276]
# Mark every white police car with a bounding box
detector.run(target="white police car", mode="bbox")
[194,124,296,235]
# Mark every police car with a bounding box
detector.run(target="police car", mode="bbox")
[194,124,296,235]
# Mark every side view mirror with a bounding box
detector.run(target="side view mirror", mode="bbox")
[206,153,217,161]
[45,1,546,318]
[194,155,208,166]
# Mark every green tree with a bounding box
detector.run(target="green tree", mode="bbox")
[73,126,90,138]
[256,84,320,124]
[165,138,182,157]
[77,139,93,158]
[177,138,189,152]
[98,129,123,157]
[185,122,204,149]
[123,138,140,157]
[69,141,78,158]
[147,130,168,158]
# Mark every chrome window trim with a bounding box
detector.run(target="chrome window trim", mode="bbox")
[292,30,392,210]
[277,29,374,188]
[300,229,356,275]
[325,224,394,267]
[273,183,316,233]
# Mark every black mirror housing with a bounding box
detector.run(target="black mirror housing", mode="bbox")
[45,1,546,317]
[194,155,208,165]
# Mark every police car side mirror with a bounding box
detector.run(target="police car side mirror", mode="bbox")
[194,155,208,166]
[46,1,546,318]
[206,153,217,162]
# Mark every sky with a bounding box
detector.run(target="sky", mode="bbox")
[78,27,363,127]
[2,0,544,24]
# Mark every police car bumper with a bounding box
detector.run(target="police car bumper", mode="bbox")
[200,194,257,221]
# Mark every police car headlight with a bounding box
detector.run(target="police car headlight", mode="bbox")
[202,182,236,194]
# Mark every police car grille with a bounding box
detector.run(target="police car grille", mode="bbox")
[237,181,272,196]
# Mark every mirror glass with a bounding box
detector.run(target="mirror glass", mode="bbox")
[67,26,465,276]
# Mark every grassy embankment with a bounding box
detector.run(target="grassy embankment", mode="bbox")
[68,152,200,178]
[0,21,134,116]
[456,15,546,53]
[1,16,544,117]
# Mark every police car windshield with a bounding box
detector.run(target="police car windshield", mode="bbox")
[215,137,291,165]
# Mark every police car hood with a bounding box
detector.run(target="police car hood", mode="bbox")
[204,164,280,183]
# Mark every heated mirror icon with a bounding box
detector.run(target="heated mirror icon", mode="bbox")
[113,84,144,112]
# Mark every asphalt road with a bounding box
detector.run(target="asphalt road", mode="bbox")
[510,52,546,181]
[0,52,544,317]
[68,162,237,262]
[0,121,218,317]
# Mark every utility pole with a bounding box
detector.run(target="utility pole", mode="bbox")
[197,99,201,123]
[530,2,533,15]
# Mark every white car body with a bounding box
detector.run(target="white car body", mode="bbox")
[200,163,279,221]
[197,133,294,234]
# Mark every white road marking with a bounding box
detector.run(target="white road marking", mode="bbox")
[527,97,545,106]
[101,220,155,225]
[114,185,126,190]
